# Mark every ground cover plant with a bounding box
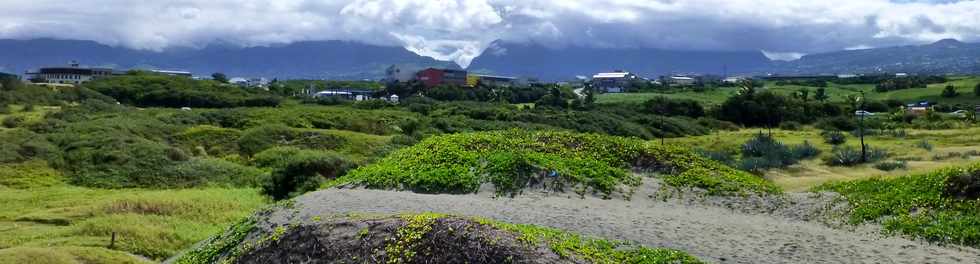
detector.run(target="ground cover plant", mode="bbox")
[176,213,703,264]
[331,130,780,197]
[817,163,980,247]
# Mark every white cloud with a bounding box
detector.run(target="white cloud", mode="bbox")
[761,50,806,61]
[1,0,979,68]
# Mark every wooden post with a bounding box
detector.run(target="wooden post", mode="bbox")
[110,232,116,249]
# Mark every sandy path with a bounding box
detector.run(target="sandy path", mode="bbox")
[279,188,980,264]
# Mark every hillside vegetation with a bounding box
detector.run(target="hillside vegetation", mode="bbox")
[332,130,780,197]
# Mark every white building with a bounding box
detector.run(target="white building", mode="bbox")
[591,71,638,93]
[25,61,113,85]
[246,78,269,89]
[669,76,696,86]
[151,70,192,77]
[722,76,747,84]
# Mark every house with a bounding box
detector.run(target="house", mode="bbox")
[591,71,638,93]
[25,61,114,85]
[416,68,468,88]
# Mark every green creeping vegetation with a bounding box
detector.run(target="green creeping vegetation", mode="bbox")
[478,218,702,263]
[332,130,780,197]
[816,163,980,247]
[173,213,259,264]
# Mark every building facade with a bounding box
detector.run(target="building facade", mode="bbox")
[466,74,517,87]
[591,71,638,93]
[26,62,113,85]
[417,68,468,88]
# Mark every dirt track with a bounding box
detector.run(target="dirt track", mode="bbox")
[270,185,980,264]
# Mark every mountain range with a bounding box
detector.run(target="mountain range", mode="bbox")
[1,38,979,80]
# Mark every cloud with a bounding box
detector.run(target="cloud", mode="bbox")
[1,0,979,68]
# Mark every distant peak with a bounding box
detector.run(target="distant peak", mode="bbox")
[931,38,963,47]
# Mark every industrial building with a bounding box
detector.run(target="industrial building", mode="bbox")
[416,68,468,88]
[466,74,517,87]
[591,71,638,93]
[25,62,114,85]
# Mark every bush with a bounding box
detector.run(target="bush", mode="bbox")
[915,140,933,151]
[975,83,980,97]
[941,85,959,98]
[2,116,24,128]
[778,121,802,131]
[874,160,908,171]
[944,169,980,200]
[790,141,821,160]
[333,131,780,197]
[0,105,10,114]
[822,130,847,145]
[22,104,35,112]
[237,125,345,156]
[167,158,265,187]
[261,150,356,200]
[825,145,888,166]
[816,116,857,131]
[173,125,242,157]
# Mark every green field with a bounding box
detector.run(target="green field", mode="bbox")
[597,76,980,107]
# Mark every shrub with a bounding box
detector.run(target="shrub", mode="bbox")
[778,121,802,131]
[695,149,735,167]
[822,130,847,145]
[874,160,908,171]
[825,145,887,166]
[790,141,821,160]
[2,116,24,128]
[333,131,780,197]
[62,136,191,188]
[975,83,980,97]
[261,150,356,200]
[0,105,10,114]
[237,124,345,156]
[173,125,242,157]
[915,140,933,151]
[816,117,857,131]
[167,158,265,188]
[944,169,980,200]
[941,85,959,98]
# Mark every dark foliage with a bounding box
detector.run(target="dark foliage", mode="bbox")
[944,170,980,200]
[84,74,281,108]
[261,150,356,200]
[643,96,705,117]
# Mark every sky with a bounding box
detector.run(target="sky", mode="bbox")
[2,0,979,67]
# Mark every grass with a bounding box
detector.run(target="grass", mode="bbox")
[669,127,980,191]
[596,89,734,106]
[816,163,980,247]
[330,130,779,197]
[598,76,980,107]
[0,246,152,264]
[0,175,267,261]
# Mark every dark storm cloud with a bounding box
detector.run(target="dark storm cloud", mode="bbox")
[1,0,979,67]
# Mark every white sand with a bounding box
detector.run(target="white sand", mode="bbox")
[277,185,980,264]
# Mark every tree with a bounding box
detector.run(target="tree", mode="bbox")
[974,83,980,97]
[211,72,229,83]
[942,85,959,98]
[814,87,829,102]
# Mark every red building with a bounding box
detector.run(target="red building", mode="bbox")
[416,68,467,88]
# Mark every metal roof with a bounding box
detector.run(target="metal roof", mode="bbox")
[593,72,632,79]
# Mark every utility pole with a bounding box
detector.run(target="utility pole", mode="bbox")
[859,91,867,162]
